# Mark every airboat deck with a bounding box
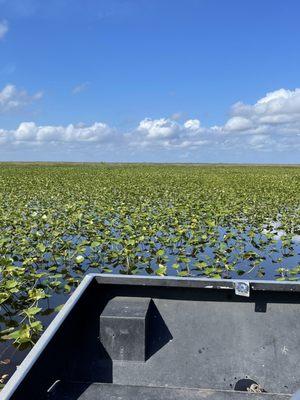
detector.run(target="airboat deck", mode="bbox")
[1,274,300,400]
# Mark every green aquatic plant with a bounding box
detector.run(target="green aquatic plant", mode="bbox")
[0,163,299,348]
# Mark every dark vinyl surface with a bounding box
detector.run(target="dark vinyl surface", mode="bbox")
[50,382,291,400]
[6,277,300,399]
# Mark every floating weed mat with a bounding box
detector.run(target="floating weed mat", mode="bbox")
[0,163,299,362]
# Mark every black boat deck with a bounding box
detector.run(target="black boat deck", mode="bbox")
[2,275,300,399]
[49,382,291,400]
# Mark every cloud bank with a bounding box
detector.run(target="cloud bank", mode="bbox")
[0,88,300,160]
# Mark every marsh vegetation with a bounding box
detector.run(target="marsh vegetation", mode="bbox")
[0,163,299,384]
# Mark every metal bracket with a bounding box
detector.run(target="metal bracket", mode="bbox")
[234,281,250,297]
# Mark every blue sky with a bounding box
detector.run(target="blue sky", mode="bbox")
[0,0,300,163]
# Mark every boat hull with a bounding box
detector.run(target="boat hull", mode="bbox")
[2,275,300,399]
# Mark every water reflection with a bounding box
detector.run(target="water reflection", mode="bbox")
[1,224,300,388]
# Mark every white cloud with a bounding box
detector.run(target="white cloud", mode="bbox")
[133,88,300,151]
[10,121,115,144]
[224,116,253,132]
[72,82,90,95]
[0,84,43,113]
[207,88,300,151]
[0,20,8,40]
[133,117,205,149]
[247,134,273,150]
[0,87,300,158]
[184,119,201,131]
[137,118,180,139]
[230,88,300,127]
